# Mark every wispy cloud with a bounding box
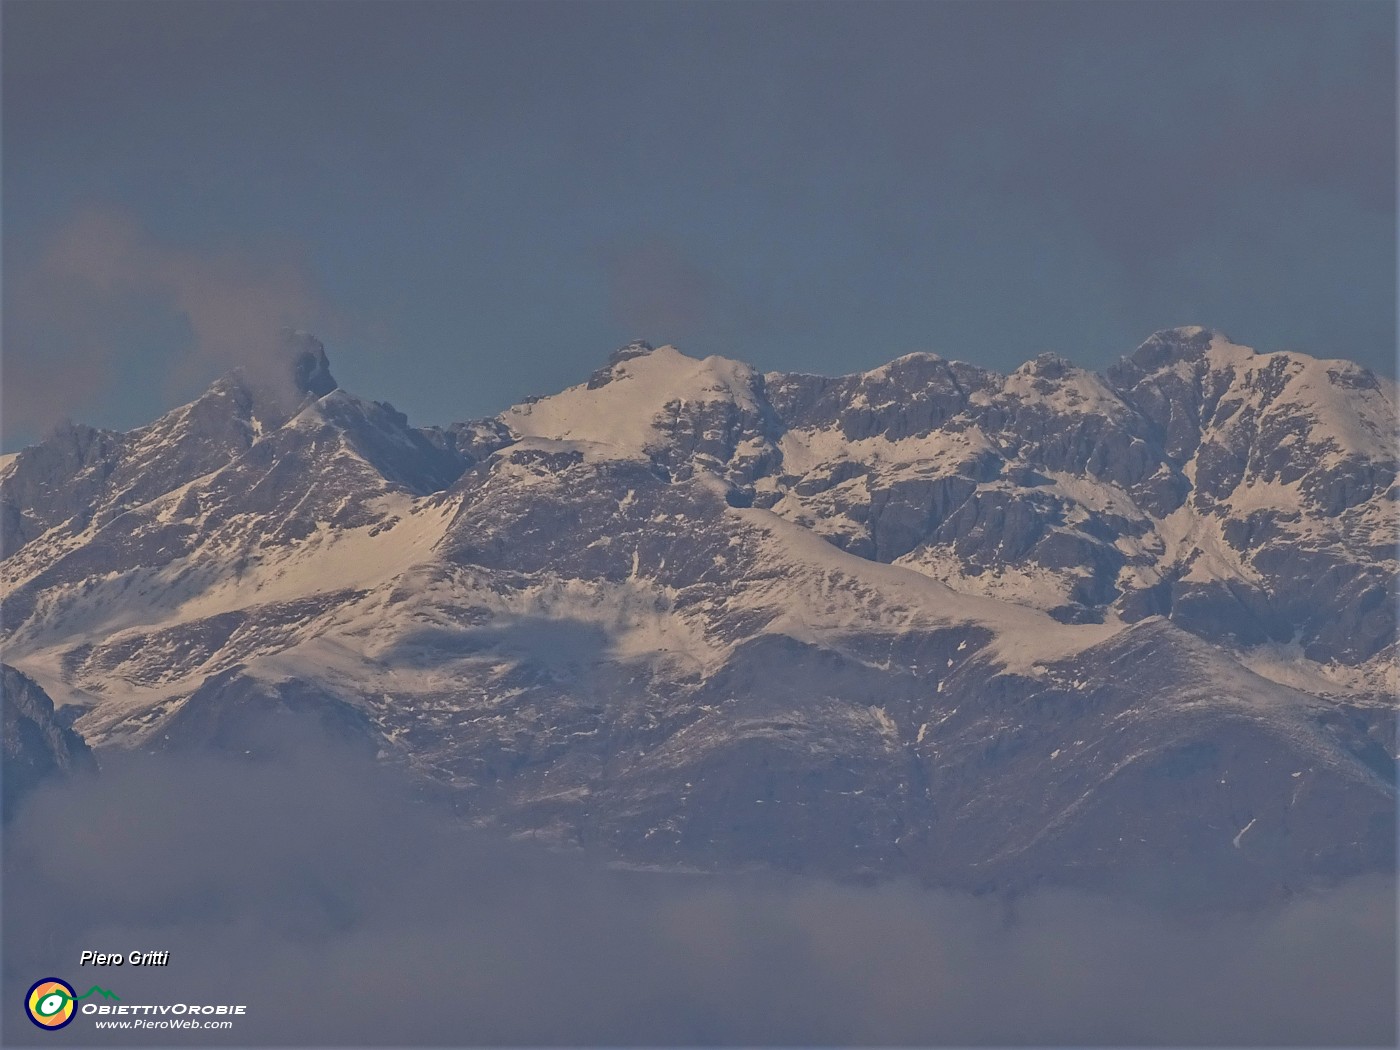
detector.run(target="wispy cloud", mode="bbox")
[3,207,336,444]
[5,732,1393,1046]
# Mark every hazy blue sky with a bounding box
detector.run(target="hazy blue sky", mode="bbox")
[3,1,1394,446]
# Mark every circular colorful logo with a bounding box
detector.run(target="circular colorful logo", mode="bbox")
[26,978,77,1030]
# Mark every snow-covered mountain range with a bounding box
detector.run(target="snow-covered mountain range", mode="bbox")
[2,328,1394,899]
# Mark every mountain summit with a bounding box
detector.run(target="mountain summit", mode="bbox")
[286,329,338,399]
[1,329,1394,900]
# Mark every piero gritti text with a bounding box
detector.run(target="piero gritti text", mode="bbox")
[80,950,170,966]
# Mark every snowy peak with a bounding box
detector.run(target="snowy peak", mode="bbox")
[1013,352,1077,380]
[1002,354,1127,419]
[0,327,1393,900]
[1110,328,1397,469]
[1123,325,1220,372]
[225,329,339,430]
[282,388,473,496]
[765,353,996,448]
[502,343,766,461]
[606,339,657,365]
[0,340,463,579]
[1211,352,1396,465]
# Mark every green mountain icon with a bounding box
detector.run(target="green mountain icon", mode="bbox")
[74,986,120,1002]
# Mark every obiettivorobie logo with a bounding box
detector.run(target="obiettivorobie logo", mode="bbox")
[23,977,248,1032]
[25,979,120,1030]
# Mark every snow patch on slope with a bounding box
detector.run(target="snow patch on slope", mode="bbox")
[776,424,994,479]
[730,505,1122,670]
[1003,361,1128,418]
[1235,640,1399,698]
[180,495,454,620]
[5,495,455,662]
[895,545,1078,611]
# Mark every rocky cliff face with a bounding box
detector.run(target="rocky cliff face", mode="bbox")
[2,663,96,820]
[0,328,1393,898]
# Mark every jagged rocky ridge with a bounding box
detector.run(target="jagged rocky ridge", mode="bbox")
[2,663,95,820]
[1,328,1394,899]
